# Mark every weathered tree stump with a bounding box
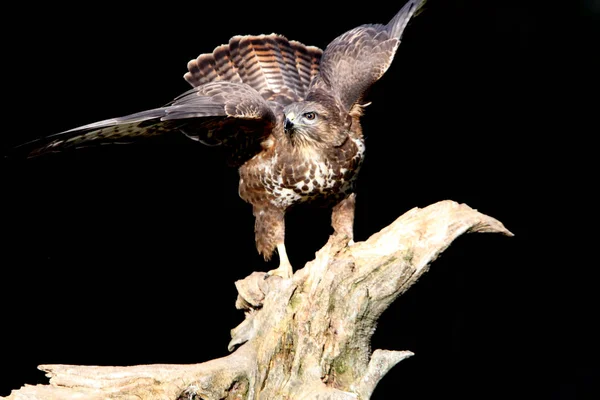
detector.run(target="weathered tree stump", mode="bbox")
[6,200,512,400]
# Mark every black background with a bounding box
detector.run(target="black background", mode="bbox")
[1,1,597,398]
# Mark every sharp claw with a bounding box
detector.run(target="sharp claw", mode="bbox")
[266,265,293,279]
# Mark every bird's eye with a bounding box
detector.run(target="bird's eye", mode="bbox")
[303,112,317,122]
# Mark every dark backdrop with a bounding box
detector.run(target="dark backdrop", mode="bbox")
[2,1,597,398]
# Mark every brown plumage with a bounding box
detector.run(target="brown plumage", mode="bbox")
[14,0,425,278]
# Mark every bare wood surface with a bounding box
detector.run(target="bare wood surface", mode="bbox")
[5,200,512,400]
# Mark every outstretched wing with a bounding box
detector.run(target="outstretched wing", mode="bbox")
[17,82,277,166]
[308,0,425,110]
[13,34,323,163]
[185,34,322,106]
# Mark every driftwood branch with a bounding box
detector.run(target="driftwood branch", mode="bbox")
[6,200,512,400]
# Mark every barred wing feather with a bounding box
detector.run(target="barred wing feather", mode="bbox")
[17,82,276,165]
[184,34,322,105]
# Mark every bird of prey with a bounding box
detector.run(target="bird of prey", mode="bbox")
[16,0,425,278]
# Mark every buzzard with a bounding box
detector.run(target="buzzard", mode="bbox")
[16,0,425,278]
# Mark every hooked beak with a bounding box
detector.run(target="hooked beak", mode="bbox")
[284,117,294,134]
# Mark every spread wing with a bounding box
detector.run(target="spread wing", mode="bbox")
[307,0,425,110]
[17,82,277,166]
[185,33,322,106]
[13,34,323,164]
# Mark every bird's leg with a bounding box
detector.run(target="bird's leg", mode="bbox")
[269,242,293,279]
[253,206,293,279]
[331,193,356,245]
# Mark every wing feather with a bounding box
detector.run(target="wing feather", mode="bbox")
[12,4,423,160]
[15,82,276,164]
[184,34,322,106]
[308,0,425,110]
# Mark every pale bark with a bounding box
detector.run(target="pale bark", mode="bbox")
[5,200,512,400]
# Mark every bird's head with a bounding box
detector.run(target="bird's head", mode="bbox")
[283,101,349,148]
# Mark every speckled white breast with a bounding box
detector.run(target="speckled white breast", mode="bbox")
[268,136,364,208]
